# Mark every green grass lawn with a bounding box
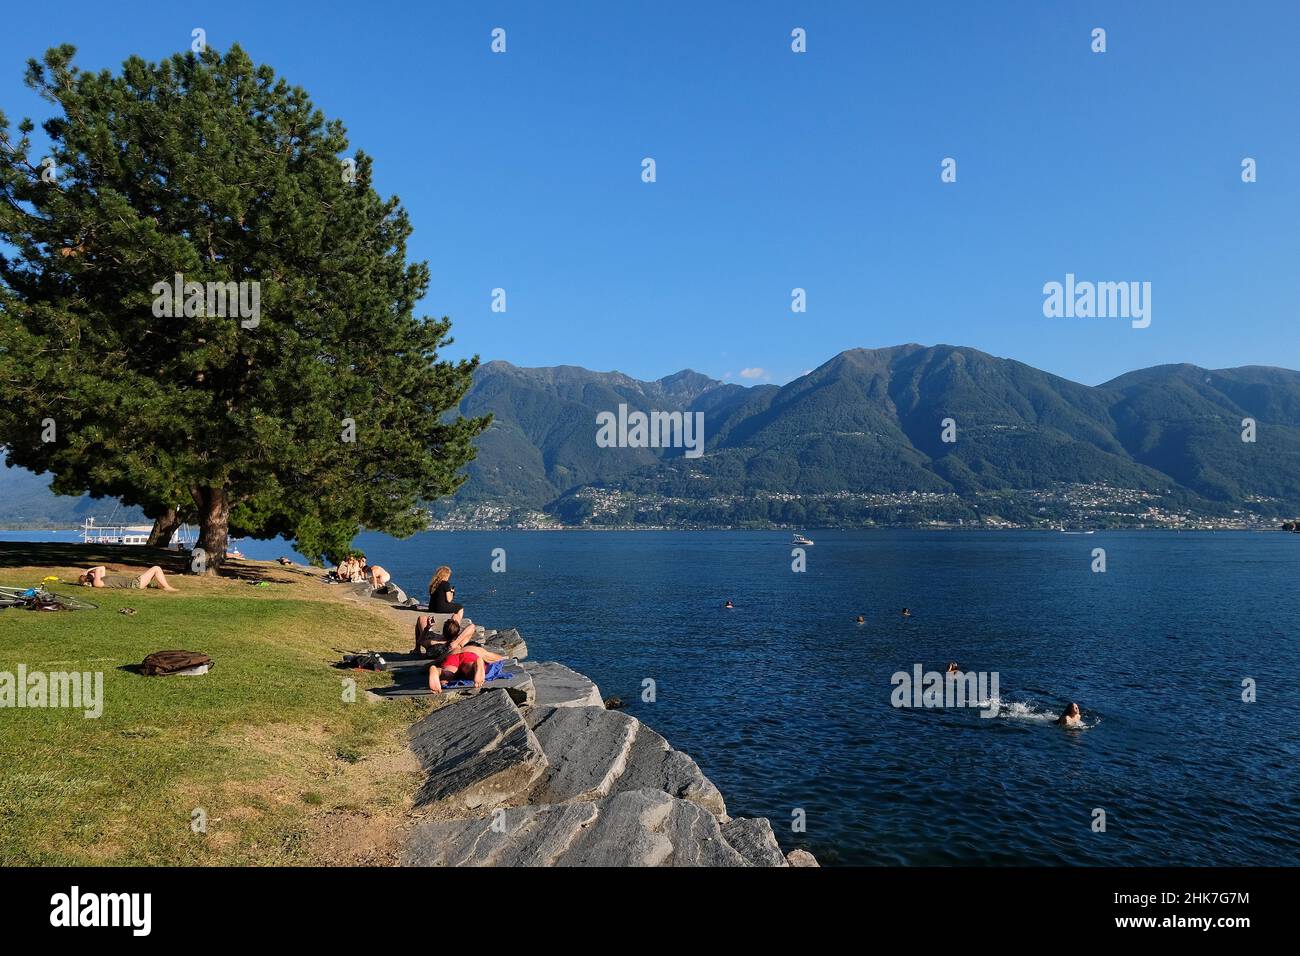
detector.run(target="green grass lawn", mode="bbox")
[0,546,433,865]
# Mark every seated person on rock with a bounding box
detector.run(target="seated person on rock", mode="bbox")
[415,613,479,657]
[428,565,463,615]
[414,565,469,651]
[334,555,362,583]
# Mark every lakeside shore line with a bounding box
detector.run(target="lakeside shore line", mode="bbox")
[335,579,819,867]
[1,543,816,866]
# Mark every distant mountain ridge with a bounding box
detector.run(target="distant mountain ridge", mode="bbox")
[5,345,1300,528]
[443,345,1300,527]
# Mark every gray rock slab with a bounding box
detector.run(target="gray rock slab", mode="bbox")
[486,627,528,660]
[516,660,602,708]
[527,705,726,817]
[374,583,410,604]
[558,789,746,867]
[618,718,727,817]
[370,670,535,708]
[403,801,598,866]
[527,705,638,804]
[403,788,749,867]
[357,651,431,673]
[721,817,788,867]
[340,580,408,605]
[408,689,547,812]
[786,849,820,867]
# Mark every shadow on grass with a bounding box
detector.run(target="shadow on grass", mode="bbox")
[0,541,300,583]
[0,540,186,570]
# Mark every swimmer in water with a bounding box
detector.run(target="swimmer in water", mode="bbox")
[1055,702,1083,728]
[901,607,912,618]
[856,615,865,624]
[946,662,960,674]
[723,600,734,609]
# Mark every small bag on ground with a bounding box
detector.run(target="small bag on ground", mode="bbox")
[339,651,387,671]
[140,650,213,676]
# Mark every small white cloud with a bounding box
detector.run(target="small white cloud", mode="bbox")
[739,367,766,379]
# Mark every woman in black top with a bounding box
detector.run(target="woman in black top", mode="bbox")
[414,565,468,655]
[428,565,462,614]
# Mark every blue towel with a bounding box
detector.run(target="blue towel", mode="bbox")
[440,659,512,688]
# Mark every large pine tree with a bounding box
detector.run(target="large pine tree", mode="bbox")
[0,44,487,568]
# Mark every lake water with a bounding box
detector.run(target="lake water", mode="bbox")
[6,528,1298,865]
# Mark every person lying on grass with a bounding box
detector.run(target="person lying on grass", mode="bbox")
[77,565,179,591]
[427,640,507,693]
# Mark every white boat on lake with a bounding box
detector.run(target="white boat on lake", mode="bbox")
[80,518,196,549]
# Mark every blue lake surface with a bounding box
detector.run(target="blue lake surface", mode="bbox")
[6,528,1299,865]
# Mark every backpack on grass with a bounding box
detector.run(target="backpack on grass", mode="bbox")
[140,650,213,676]
[339,651,387,671]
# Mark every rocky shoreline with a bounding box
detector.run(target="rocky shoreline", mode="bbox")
[399,646,817,867]
[336,583,816,867]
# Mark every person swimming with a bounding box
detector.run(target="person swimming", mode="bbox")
[901,607,912,618]
[723,600,734,609]
[856,615,865,624]
[946,662,960,674]
[1055,702,1083,727]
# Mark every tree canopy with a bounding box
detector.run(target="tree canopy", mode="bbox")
[0,44,487,567]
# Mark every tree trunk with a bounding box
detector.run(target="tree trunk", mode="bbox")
[192,486,230,575]
[146,506,182,547]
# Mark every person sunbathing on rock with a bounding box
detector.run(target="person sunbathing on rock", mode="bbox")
[78,565,178,591]
[427,635,507,693]
[415,614,478,657]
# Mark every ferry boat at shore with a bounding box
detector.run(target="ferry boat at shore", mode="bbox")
[79,518,196,549]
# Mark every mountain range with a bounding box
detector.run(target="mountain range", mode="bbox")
[5,344,1300,528]
[444,344,1300,528]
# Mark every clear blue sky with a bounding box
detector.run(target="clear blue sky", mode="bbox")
[3,0,1296,386]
